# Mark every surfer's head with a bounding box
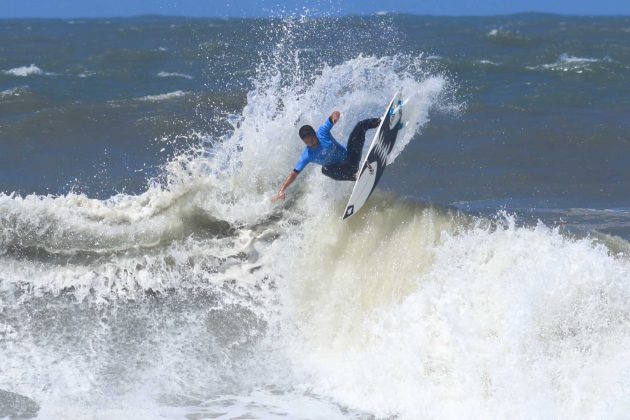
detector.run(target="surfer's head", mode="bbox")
[299,125,318,148]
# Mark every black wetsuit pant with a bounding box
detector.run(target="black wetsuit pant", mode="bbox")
[322,118,380,181]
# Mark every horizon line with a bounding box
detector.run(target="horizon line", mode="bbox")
[1,11,629,20]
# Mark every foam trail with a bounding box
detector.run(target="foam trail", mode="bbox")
[138,90,187,101]
[157,71,194,79]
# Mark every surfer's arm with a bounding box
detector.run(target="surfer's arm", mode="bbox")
[317,111,340,140]
[273,148,309,202]
[272,171,298,202]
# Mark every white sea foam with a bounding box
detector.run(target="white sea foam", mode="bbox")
[137,90,187,101]
[2,64,53,77]
[486,28,529,44]
[528,53,607,72]
[157,71,193,79]
[0,86,29,98]
[284,211,630,419]
[557,53,600,64]
[486,28,513,38]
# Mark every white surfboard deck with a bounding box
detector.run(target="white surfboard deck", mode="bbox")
[342,92,403,220]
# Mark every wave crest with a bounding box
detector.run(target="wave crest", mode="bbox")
[2,64,54,77]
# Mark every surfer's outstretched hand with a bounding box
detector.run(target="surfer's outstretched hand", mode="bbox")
[272,171,297,203]
[271,191,285,203]
[330,111,340,124]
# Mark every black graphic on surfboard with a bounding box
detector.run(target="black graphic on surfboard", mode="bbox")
[342,92,404,220]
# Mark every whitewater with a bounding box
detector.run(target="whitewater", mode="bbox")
[1,15,629,420]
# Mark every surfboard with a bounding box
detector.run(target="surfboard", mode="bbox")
[342,92,403,220]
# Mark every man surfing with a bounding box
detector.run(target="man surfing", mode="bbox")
[271,111,380,202]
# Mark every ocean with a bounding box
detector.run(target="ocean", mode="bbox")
[0,13,629,419]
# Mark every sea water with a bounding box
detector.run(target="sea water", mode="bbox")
[0,14,629,419]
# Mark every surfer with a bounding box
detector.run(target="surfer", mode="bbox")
[272,111,380,202]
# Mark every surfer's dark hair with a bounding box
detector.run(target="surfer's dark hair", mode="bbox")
[299,125,316,139]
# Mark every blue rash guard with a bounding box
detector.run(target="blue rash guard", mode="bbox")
[293,118,347,173]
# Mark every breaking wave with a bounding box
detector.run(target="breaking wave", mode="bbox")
[2,64,54,77]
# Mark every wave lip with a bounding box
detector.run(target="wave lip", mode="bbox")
[2,64,54,77]
[157,71,193,79]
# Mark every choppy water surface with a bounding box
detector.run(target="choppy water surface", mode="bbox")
[0,14,629,419]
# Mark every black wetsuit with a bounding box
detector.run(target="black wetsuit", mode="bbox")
[321,118,381,181]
